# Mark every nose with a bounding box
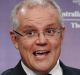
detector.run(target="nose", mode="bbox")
[36,32,47,46]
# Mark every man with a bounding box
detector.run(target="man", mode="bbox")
[1,0,80,75]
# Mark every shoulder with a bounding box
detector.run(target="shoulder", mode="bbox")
[60,61,80,75]
[64,65,80,74]
[1,68,14,75]
[1,61,21,75]
[1,61,26,75]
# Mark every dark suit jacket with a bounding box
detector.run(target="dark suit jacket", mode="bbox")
[1,60,80,75]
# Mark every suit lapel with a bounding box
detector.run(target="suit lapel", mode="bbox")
[60,61,73,75]
[12,61,27,75]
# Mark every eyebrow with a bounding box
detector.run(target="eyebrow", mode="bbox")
[45,23,60,28]
[23,24,54,28]
[22,25,37,32]
[22,23,60,30]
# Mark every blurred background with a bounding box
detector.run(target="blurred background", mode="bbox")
[0,0,80,74]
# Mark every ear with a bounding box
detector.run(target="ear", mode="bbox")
[61,27,65,41]
[10,31,19,49]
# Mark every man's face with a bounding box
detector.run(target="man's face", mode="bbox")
[10,5,64,73]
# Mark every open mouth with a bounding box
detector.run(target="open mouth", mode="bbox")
[33,50,50,56]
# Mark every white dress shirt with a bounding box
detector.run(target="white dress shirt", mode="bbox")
[21,60,63,75]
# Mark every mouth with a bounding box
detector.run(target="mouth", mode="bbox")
[33,50,50,56]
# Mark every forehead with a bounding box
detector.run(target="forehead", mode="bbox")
[17,5,60,30]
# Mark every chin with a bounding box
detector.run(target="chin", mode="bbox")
[31,62,53,73]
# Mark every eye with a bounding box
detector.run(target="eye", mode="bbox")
[25,30,37,37]
[26,31,34,36]
[45,28,56,36]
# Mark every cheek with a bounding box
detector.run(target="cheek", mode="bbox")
[19,39,34,50]
[49,38,61,61]
[17,39,35,63]
[18,39,36,60]
[50,38,62,49]
[49,38,62,60]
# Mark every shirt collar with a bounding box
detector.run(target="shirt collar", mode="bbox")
[21,60,63,75]
[21,61,35,75]
[49,60,63,75]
